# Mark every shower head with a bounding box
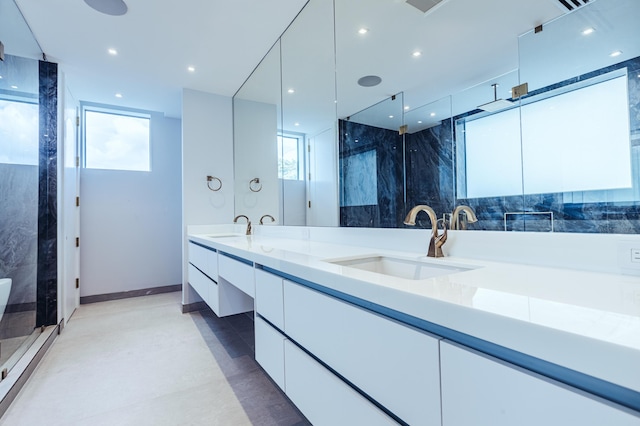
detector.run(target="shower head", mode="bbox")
[478,83,513,112]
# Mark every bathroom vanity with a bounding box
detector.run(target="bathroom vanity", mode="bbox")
[186,226,640,425]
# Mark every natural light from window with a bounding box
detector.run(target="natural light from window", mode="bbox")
[278,134,304,180]
[84,110,150,171]
[0,99,38,166]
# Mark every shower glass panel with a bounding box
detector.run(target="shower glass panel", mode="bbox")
[0,53,40,372]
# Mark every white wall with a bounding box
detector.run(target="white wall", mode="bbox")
[182,89,234,305]
[233,98,279,223]
[80,110,182,297]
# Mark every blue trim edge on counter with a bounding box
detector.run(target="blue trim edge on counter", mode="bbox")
[220,251,254,267]
[260,265,640,414]
[189,240,218,252]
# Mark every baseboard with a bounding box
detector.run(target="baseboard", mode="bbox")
[0,323,59,419]
[80,284,182,305]
[182,301,208,314]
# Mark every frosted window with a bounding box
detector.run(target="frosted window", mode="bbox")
[84,110,150,171]
[0,100,38,166]
[464,108,523,198]
[462,74,631,198]
[521,75,631,194]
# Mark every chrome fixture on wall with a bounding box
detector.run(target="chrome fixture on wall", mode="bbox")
[249,178,262,193]
[206,175,222,192]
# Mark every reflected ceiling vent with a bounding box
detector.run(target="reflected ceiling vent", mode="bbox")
[405,0,449,15]
[358,75,382,87]
[478,83,513,112]
[84,0,128,16]
[553,0,591,13]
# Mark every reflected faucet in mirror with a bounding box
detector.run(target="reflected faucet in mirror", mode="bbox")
[233,214,252,235]
[260,214,276,225]
[450,206,478,230]
[404,205,448,258]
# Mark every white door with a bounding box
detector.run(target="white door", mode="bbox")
[62,89,80,324]
[307,127,339,226]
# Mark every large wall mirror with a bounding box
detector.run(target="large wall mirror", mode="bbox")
[233,0,640,234]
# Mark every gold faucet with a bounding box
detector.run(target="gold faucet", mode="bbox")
[233,214,252,235]
[404,205,448,258]
[450,205,478,230]
[259,214,276,225]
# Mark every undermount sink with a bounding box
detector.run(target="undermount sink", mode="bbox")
[205,233,242,238]
[326,255,475,280]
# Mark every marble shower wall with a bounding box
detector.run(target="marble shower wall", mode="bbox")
[339,119,404,227]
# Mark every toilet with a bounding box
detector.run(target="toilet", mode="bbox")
[0,278,12,323]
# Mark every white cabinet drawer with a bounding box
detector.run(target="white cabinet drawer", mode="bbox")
[188,263,219,313]
[255,316,285,391]
[218,253,254,297]
[284,340,398,426]
[188,242,218,280]
[255,269,284,329]
[283,281,441,426]
[440,341,640,426]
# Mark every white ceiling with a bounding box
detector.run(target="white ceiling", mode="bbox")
[11,0,567,120]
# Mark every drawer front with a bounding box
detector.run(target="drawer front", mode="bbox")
[284,340,398,426]
[188,242,217,279]
[218,254,254,297]
[188,264,210,301]
[440,341,640,426]
[284,281,441,426]
[255,316,285,390]
[255,269,284,329]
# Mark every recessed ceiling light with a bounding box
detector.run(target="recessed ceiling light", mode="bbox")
[10,85,17,89]
[115,93,123,98]
[418,120,423,124]
[358,28,368,35]
[294,122,300,126]
[404,106,410,111]
[389,115,394,119]
[412,51,422,57]
[357,75,382,87]
[430,112,436,117]
[610,50,622,57]
[108,48,118,55]
[0,75,3,79]
[288,88,295,94]
[187,66,195,72]
[84,0,127,16]
[582,28,595,35]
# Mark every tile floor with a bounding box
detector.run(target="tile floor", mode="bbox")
[0,292,310,426]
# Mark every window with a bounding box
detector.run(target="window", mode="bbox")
[278,133,304,180]
[84,109,150,171]
[0,99,38,165]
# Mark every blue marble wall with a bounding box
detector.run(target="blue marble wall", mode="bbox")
[36,60,58,327]
[339,119,404,227]
[0,54,40,338]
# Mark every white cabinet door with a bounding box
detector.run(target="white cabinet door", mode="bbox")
[284,341,398,426]
[188,242,217,280]
[440,341,640,426]
[255,269,284,329]
[255,316,285,391]
[284,281,441,426]
[218,254,254,297]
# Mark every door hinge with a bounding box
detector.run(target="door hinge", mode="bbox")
[308,201,311,208]
[75,237,79,247]
[307,144,311,152]
[76,196,80,207]
[76,156,80,167]
[75,278,79,289]
[308,173,311,181]
[76,116,80,127]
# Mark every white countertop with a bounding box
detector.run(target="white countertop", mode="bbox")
[188,230,640,393]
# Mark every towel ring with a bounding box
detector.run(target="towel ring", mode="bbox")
[249,178,262,192]
[206,176,222,191]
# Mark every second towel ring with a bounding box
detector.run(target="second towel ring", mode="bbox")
[207,175,222,191]
[249,178,262,192]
